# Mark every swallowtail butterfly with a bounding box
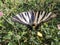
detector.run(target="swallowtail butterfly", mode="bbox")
[12,11,56,29]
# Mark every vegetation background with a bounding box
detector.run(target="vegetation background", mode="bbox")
[0,0,60,45]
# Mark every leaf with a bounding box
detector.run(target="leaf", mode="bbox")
[0,24,3,27]
[15,35,21,40]
[44,23,48,27]
[8,42,17,45]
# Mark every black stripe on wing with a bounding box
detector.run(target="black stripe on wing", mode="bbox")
[27,11,35,24]
[12,14,29,25]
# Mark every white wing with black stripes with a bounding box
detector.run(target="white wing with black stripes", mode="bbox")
[12,11,56,27]
[12,11,35,25]
[33,11,56,26]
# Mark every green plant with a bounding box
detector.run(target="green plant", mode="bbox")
[0,0,60,45]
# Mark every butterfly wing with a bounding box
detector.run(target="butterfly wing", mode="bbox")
[12,11,34,25]
[28,11,35,24]
[42,12,52,21]
[38,11,45,24]
[12,14,28,25]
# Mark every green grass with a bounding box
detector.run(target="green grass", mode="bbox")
[0,0,60,45]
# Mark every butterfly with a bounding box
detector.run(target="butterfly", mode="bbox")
[12,11,56,29]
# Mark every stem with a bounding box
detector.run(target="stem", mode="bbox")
[33,26,36,30]
[18,40,20,45]
[2,16,21,45]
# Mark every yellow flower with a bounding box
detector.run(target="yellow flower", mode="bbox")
[37,32,43,37]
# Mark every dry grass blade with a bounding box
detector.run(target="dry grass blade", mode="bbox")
[57,24,60,30]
